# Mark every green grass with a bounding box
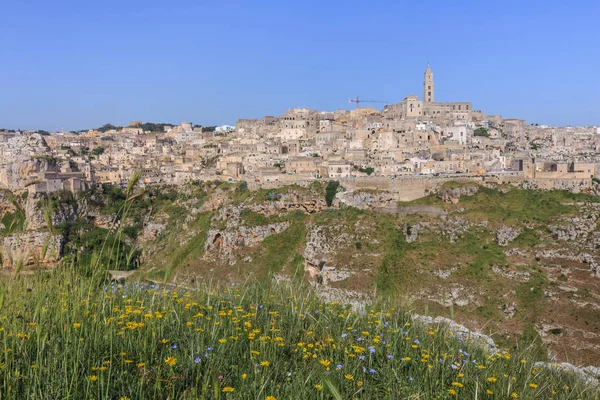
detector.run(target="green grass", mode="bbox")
[0,268,596,399]
[254,220,307,278]
[163,212,213,281]
[0,209,26,235]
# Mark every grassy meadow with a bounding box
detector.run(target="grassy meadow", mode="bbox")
[0,267,597,399]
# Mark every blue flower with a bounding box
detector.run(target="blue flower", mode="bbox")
[387,354,394,359]
[341,333,347,338]
[368,346,375,354]
[207,347,214,351]
[194,357,201,364]
[369,368,376,374]
[451,364,458,370]
[359,355,365,361]
[171,344,177,349]
[414,339,420,344]
[336,364,343,369]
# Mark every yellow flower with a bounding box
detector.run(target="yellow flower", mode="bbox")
[241,373,247,379]
[452,382,463,388]
[260,361,270,367]
[344,374,354,380]
[529,383,538,388]
[120,397,131,400]
[487,377,497,383]
[486,389,493,395]
[448,389,456,395]
[402,357,411,361]
[357,381,363,387]
[222,387,234,393]
[218,338,227,344]
[164,357,177,366]
[89,375,98,381]
[511,393,518,398]
[315,384,323,391]
[137,362,145,368]
[73,323,81,328]
[265,397,277,400]
[319,359,331,368]
[458,373,464,378]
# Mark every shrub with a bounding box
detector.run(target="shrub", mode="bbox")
[266,189,282,201]
[325,180,340,207]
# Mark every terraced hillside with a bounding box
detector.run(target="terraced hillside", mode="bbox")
[2,181,600,366]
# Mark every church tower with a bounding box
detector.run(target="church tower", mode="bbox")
[423,64,434,103]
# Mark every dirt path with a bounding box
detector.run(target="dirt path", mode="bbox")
[372,205,446,216]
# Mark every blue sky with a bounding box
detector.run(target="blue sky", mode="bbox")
[1,0,598,130]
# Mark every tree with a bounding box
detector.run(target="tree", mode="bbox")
[474,127,490,137]
[202,126,216,133]
[325,181,340,207]
[97,123,120,133]
[92,147,105,156]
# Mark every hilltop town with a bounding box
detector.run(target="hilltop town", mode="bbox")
[2,66,599,198]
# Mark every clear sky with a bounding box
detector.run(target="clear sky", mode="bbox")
[1,0,599,131]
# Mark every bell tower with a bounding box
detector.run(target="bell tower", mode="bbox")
[423,64,434,103]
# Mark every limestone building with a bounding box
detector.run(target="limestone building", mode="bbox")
[385,65,473,122]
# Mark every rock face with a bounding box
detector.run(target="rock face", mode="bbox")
[403,223,419,243]
[413,314,498,354]
[1,231,61,267]
[438,186,478,204]
[496,226,522,246]
[337,190,397,209]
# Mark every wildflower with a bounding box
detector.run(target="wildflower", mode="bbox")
[265,397,277,400]
[402,356,411,361]
[73,323,81,328]
[529,383,538,389]
[510,393,518,398]
[171,344,177,349]
[357,381,363,387]
[448,389,456,395]
[242,373,247,379]
[319,359,331,368]
[359,355,365,360]
[164,357,177,366]
[368,368,376,374]
[315,384,323,391]
[136,362,145,368]
[486,389,493,395]
[452,382,463,388]
[260,361,270,367]
[344,374,354,380]
[222,387,234,393]
[194,357,201,364]
[89,375,98,381]
[368,346,375,354]
[487,377,497,383]
[387,354,394,359]
[336,364,343,369]
[120,397,131,400]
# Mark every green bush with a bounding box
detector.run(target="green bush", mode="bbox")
[325,180,340,207]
